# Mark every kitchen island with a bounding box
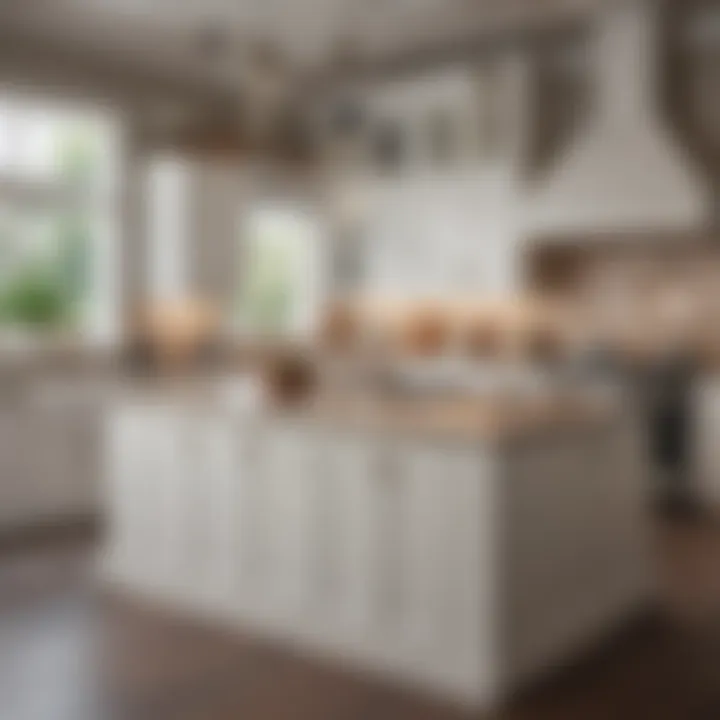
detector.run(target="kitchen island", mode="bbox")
[100,385,652,708]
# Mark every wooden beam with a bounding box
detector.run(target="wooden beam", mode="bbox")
[0,24,237,108]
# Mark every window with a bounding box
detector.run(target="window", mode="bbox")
[237,205,325,336]
[0,95,119,340]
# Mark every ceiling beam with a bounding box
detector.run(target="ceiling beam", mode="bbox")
[309,0,600,89]
[0,22,238,110]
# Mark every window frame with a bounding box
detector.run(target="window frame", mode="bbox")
[0,89,122,343]
[235,195,329,341]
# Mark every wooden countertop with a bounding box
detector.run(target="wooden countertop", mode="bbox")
[289,393,614,444]
[113,376,617,445]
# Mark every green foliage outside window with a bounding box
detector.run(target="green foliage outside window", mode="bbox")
[55,125,100,184]
[240,238,293,332]
[0,215,91,330]
[0,121,98,331]
[238,210,312,334]
[238,207,322,336]
[55,215,91,309]
[0,265,69,327]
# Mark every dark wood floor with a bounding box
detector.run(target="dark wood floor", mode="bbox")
[1,519,720,720]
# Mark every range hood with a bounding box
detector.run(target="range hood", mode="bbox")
[529,0,709,236]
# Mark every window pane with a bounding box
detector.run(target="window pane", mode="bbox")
[0,210,97,329]
[0,97,120,339]
[16,110,57,180]
[238,207,324,335]
[54,115,117,191]
[0,101,115,190]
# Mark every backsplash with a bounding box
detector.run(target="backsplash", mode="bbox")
[527,234,720,363]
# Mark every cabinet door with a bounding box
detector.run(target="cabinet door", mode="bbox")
[243,421,316,619]
[16,408,57,520]
[173,412,235,606]
[232,419,267,604]
[63,409,101,516]
[24,407,96,519]
[304,430,377,629]
[143,408,187,592]
[345,440,486,688]
[363,442,455,643]
[104,405,185,588]
[0,407,25,527]
[344,441,437,645]
[104,407,154,579]
[103,409,132,574]
[390,446,484,660]
[369,441,424,638]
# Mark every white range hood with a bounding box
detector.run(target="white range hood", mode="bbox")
[529,0,708,236]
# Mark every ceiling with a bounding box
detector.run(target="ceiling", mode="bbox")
[0,0,601,106]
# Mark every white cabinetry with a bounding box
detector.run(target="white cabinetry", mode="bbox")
[0,406,26,526]
[0,392,100,530]
[102,404,650,709]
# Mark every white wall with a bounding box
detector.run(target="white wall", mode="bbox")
[188,162,244,314]
[119,151,242,324]
[337,58,529,299]
[360,168,523,297]
[146,156,191,301]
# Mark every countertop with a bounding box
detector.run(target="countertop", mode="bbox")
[113,376,618,445]
[292,392,615,443]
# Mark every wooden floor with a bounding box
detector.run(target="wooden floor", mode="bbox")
[1,519,720,720]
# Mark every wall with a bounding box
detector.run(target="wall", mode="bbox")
[333,1,720,300]
[188,162,244,315]
[119,145,244,329]
[358,169,523,297]
[330,58,529,300]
